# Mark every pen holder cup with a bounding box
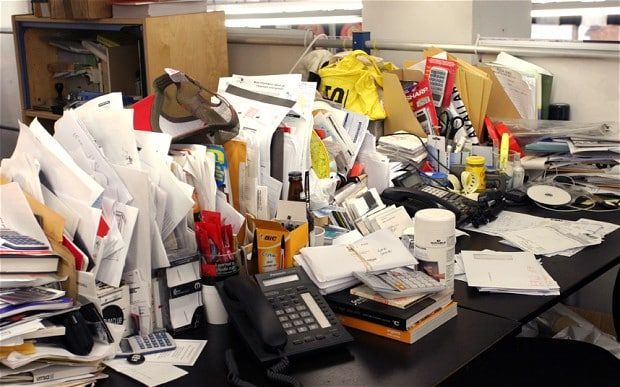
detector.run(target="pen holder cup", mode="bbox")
[199,248,244,280]
[310,226,325,247]
[492,149,519,176]
[201,283,228,325]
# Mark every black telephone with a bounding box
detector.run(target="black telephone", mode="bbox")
[217,267,353,364]
[381,185,479,225]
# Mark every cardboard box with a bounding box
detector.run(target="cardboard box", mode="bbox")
[382,68,426,137]
[252,218,309,273]
[33,0,50,17]
[50,0,112,19]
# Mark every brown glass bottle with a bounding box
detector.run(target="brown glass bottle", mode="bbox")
[287,171,304,201]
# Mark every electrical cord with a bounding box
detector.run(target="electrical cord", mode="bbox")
[288,33,328,74]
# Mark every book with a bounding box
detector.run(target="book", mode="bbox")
[336,301,458,344]
[350,284,428,310]
[18,320,66,340]
[112,0,207,18]
[0,297,73,320]
[0,364,99,384]
[325,287,452,331]
[0,255,60,274]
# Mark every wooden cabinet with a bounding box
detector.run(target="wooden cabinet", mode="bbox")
[12,12,228,126]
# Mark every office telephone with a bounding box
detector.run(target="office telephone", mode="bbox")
[381,185,479,225]
[216,267,353,364]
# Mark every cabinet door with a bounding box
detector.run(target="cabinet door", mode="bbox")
[142,12,228,94]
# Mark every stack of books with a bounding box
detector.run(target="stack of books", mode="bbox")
[325,285,456,344]
[0,183,109,384]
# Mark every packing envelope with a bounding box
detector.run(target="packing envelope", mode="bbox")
[382,68,426,137]
[421,48,492,139]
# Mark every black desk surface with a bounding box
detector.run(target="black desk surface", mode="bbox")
[454,205,620,323]
[99,308,519,387]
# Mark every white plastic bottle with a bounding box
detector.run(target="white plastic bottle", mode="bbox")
[413,208,456,295]
[511,154,525,190]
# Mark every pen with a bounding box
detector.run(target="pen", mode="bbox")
[280,235,285,270]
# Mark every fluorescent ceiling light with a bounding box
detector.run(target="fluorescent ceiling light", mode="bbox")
[225,15,362,28]
[531,6,620,16]
[532,0,605,3]
[210,1,362,15]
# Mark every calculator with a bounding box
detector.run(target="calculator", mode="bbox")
[117,331,176,356]
[429,67,449,107]
[0,229,47,250]
[354,267,445,299]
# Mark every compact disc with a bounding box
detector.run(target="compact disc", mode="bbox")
[526,185,572,206]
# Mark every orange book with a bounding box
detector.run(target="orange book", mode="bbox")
[337,302,457,344]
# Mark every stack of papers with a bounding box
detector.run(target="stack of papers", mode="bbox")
[294,229,417,294]
[377,132,427,164]
[462,211,618,257]
[460,250,559,296]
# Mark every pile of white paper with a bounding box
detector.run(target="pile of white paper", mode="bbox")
[462,211,619,257]
[460,250,560,296]
[294,229,417,294]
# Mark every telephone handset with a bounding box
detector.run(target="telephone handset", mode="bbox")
[217,267,353,364]
[221,275,288,352]
[381,185,479,225]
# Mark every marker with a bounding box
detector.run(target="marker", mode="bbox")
[499,132,509,171]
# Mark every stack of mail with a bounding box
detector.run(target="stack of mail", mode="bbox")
[377,132,427,164]
[294,229,417,294]
[460,250,560,296]
[462,211,618,257]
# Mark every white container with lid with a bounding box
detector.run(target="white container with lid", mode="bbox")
[413,208,456,294]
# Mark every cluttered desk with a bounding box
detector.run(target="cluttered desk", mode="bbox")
[2,37,619,387]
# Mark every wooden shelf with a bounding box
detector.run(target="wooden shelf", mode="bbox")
[24,109,61,120]
[13,12,228,123]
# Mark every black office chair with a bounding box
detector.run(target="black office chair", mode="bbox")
[443,268,620,387]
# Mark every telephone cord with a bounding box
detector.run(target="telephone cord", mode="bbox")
[225,349,256,387]
[266,351,303,387]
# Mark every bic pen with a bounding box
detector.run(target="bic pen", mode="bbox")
[280,235,286,270]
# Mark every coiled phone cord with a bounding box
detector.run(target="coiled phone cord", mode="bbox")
[225,349,255,387]
[266,350,302,387]
[224,348,303,387]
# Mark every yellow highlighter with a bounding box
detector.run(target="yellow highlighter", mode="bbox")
[499,132,509,171]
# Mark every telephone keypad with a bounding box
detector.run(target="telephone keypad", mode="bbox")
[253,267,353,356]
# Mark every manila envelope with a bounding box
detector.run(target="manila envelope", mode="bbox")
[382,68,426,137]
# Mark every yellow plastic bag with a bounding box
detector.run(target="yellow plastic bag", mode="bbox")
[318,50,386,120]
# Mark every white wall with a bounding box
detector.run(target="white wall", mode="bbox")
[1,0,29,129]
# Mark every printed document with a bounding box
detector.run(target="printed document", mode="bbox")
[461,250,559,296]
[144,339,207,366]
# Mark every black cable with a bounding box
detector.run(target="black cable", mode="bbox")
[224,349,256,387]
[265,350,302,387]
